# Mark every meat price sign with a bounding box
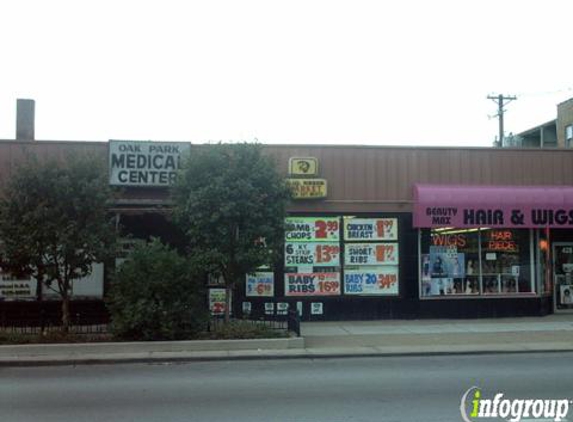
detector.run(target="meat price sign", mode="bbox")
[285,217,340,242]
[344,218,398,241]
[209,288,229,316]
[344,266,399,296]
[285,242,340,267]
[344,243,399,265]
[245,272,274,297]
[285,272,341,296]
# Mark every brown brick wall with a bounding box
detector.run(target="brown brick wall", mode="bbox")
[557,98,573,147]
[1,141,573,213]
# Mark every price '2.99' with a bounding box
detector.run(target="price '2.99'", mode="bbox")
[314,219,339,239]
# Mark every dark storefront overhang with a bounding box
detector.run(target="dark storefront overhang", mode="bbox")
[413,184,573,229]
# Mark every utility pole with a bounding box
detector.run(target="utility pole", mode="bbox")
[488,94,517,147]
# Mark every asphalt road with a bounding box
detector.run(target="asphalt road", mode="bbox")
[2,353,573,422]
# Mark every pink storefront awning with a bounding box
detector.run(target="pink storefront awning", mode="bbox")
[413,184,573,228]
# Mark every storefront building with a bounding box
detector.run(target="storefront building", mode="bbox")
[1,138,573,321]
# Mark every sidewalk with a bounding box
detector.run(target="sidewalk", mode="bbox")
[2,314,573,366]
[301,314,573,356]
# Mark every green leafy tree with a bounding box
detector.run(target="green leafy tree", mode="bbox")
[0,153,116,332]
[172,143,290,322]
[107,239,207,340]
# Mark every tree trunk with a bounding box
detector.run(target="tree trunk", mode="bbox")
[36,273,44,331]
[61,294,70,334]
[224,284,232,323]
[36,275,43,302]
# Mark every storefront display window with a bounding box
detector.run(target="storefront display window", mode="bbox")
[344,216,400,296]
[553,243,573,310]
[535,230,550,295]
[480,229,532,294]
[343,217,399,296]
[420,228,536,298]
[284,215,400,297]
[420,228,480,296]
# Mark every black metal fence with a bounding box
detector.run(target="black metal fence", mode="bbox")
[0,321,109,335]
[0,301,302,337]
[207,310,301,337]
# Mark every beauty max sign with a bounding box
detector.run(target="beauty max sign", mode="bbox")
[414,184,573,229]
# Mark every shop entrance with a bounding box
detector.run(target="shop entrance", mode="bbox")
[553,243,573,312]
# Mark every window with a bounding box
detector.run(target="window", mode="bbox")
[284,216,342,297]
[283,215,401,297]
[420,228,536,298]
[480,229,532,294]
[566,125,573,148]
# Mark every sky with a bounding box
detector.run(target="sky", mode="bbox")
[1,0,572,147]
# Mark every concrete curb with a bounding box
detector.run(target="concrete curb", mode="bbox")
[0,336,304,355]
[0,337,305,367]
[3,342,573,367]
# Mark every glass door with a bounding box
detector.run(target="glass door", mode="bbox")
[553,243,573,312]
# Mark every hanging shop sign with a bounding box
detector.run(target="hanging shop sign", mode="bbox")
[286,156,327,199]
[344,243,399,266]
[344,266,399,295]
[414,184,573,229]
[344,218,398,241]
[285,217,340,242]
[284,272,341,296]
[285,242,341,267]
[285,179,327,199]
[288,157,319,176]
[245,271,274,297]
[109,140,191,187]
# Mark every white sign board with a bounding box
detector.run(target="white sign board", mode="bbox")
[109,140,190,186]
[284,242,340,267]
[284,272,341,296]
[344,266,399,296]
[311,302,324,315]
[277,302,289,315]
[209,288,231,316]
[344,218,398,241]
[246,272,274,297]
[344,243,399,266]
[285,217,340,242]
[0,271,36,300]
[43,264,104,299]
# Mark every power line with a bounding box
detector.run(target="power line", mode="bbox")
[515,87,573,98]
[488,94,517,147]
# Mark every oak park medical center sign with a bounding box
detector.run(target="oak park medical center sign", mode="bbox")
[109,140,191,186]
[414,184,573,229]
